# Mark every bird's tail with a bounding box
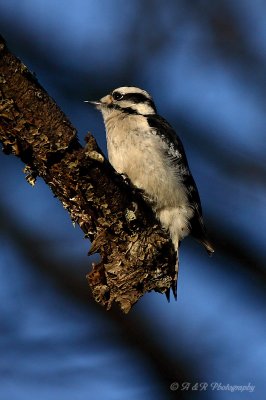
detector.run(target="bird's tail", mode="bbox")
[191,215,215,256]
[201,237,215,256]
[165,245,179,302]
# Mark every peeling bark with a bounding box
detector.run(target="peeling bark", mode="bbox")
[0,35,176,313]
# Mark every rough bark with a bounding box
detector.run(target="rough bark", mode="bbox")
[0,34,176,313]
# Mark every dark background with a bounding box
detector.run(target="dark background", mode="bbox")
[0,1,265,399]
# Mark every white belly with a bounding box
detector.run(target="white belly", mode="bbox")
[105,113,193,247]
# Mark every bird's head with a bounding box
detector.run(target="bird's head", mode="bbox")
[86,86,157,118]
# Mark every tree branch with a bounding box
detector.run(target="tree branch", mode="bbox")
[0,34,176,313]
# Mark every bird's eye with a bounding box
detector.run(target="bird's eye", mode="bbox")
[112,92,124,101]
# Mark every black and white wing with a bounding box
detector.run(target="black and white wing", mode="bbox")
[147,114,214,254]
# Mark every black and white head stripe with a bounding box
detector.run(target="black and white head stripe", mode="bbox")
[110,86,157,114]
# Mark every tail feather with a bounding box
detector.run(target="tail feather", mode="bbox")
[165,246,178,302]
[201,238,215,256]
[165,226,214,302]
[165,234,214,302]
[165,281,177,302]
[171,278,177,301]
[172,255,179,301]
[190,213,214,256]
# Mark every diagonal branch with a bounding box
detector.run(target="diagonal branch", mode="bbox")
[0,34,176,313]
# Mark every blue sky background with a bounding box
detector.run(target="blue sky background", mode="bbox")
[0,1,265,399]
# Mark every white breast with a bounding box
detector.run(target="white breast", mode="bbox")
[103,111,193,246]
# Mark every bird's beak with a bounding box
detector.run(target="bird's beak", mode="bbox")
[84,95,113,110]
[84,100,102,107]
